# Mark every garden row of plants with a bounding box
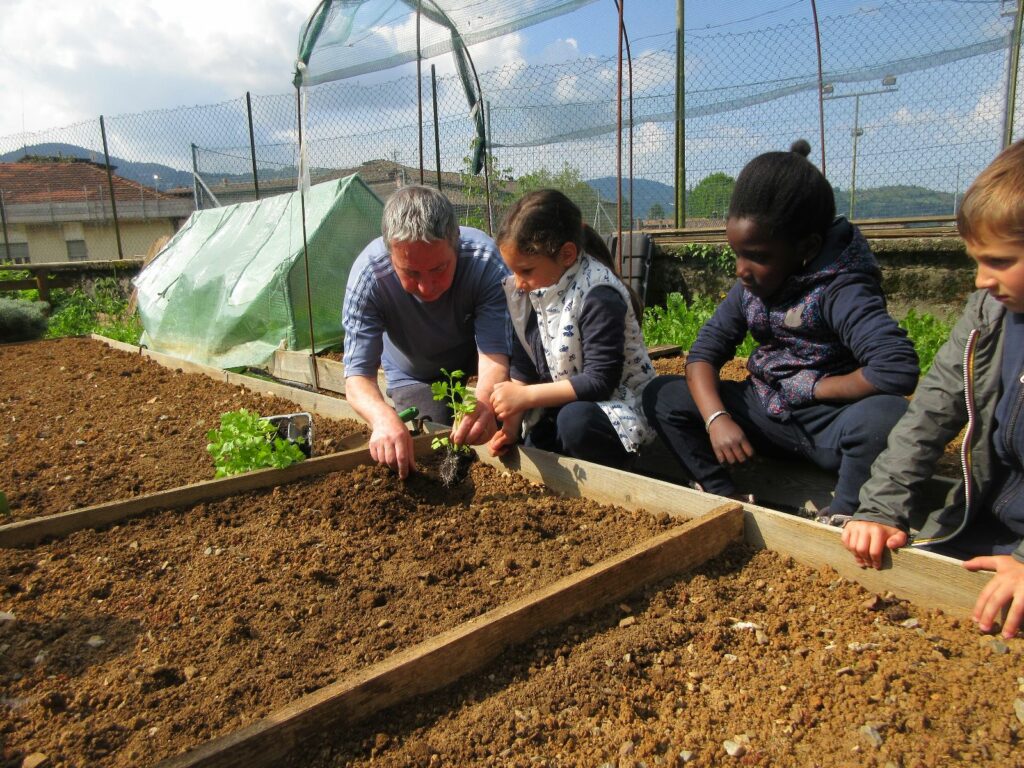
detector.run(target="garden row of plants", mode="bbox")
[0,268,142,343]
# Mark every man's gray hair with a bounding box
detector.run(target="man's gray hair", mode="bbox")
[382,185,460,247]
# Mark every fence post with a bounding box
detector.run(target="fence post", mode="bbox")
[431,64,443,193]
[246,92,261,200]
[1003,0,1023,147]
[99,115,125,260]
[0,190,12,262]
[674,0,685,228]
[191,143,201,209]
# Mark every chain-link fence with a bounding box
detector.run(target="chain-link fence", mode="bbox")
[1,0,1021,261]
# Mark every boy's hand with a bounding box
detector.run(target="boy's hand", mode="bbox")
[708,417,754,465]
[490,380,530,421]
[964,555,1024,639]
[841,520,908,569]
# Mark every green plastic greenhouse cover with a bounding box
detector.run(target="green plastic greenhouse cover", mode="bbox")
[295,0,599,85]
[134,175,383,370]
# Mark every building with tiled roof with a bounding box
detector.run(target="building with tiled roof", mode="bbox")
[0,156,193,264]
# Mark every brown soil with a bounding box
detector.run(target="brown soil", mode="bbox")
[295,545,1022,768]
[0,338,367,521]
[650,354,963,477]
[0,454,676,767]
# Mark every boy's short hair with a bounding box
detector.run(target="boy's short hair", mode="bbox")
[957,139,1024,244]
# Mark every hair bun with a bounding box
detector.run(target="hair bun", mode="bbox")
[790,139,812,157]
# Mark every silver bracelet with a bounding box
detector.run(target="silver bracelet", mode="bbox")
[704,409,730,433]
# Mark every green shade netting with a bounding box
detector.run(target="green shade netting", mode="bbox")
[134,174,383,369]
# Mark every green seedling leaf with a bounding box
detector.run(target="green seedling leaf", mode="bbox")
[206,408,307,478]
[430,369,476,458]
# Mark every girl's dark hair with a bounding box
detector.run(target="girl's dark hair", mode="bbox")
[497,189,643,316]
[727,139,836,242]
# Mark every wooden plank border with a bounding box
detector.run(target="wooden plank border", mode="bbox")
[472,445,989,617]
[90,334,365,422]
[157,504,744,768]
[0,435,434,548]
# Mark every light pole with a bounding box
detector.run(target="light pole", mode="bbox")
[152,174,160,193]
[822,75,897,220]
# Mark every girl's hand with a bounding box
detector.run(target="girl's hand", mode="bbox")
[708,416,754,466]
[490,380,531,421]
[841,520,908,569]
[964,555,1024,638]
[487,425,517,457]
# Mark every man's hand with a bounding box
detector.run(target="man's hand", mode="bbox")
[841,520,908,569]
[964,555,1024,638]
[451,398,498,446]
[368,412,416,479]
[708,416,755,466]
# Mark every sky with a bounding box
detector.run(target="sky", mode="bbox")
[0,0,1017,199]
[0,0,818,138]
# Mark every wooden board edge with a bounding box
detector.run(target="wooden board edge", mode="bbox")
[0,434,436,548]
[155,505,744,768]
[741,505,990,617]
[90,333,141,354]
[475,445,989,618]
[89,334,366,424]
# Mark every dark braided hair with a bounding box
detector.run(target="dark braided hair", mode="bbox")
[497,189,643,317]
[727,140,835,242]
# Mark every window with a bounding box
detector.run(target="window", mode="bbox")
[3,242,29,264]
[66,239,88,261]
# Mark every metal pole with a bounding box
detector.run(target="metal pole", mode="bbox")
[191,143,201,209]
[295,86,320,392]
[246,92,261,200]
[1002,0,1023,147]
[416,0,425,183]
[674,0,685,227]
[431,64,443,193]
[615,0,624,253]
[0,190,12,262]
[850,95,861,221]
[810,0,827,175]
[99,115,124,260]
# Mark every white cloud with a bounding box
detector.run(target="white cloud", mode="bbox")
[0,0,311,138]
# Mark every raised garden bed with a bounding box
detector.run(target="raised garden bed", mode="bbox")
[1,338,1014,768]
[289,543,1023,767]
[0,453,684,767]
[0,338,367,522]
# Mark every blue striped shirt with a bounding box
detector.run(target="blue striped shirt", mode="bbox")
[342,227,512,389]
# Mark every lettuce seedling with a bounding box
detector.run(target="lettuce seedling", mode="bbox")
[206,408,307,478]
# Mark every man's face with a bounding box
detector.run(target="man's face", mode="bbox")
[390,239,457,302]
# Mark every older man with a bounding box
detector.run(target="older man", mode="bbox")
[342,185,511,478]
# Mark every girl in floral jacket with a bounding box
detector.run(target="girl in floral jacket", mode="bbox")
[487,189,655,468]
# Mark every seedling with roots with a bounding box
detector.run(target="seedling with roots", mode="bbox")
[430,368,476,486]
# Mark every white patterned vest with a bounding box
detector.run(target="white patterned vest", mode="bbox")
[504,253,655,453]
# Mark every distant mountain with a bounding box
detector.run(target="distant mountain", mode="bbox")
[833,185,956,219]
[0,143,194,190]
[587,175,958,222]
[586,177,676,220]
